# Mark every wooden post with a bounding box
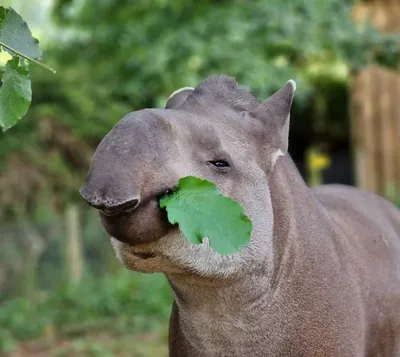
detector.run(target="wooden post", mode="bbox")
[65,204,84,285]
[381,67,397,200]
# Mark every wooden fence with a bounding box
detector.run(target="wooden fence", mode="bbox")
[351,0,400,200]
[353,0,400,33]
[351,66,400,199]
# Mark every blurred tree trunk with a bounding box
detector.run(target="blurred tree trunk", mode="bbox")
[65,204,84,284]
[16,222,46,297]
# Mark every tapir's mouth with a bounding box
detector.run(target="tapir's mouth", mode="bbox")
[99,195,173,246]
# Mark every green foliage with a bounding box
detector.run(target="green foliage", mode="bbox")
[52,0,399,102]
[0,6,40,131]
[385,184,400,208]
[160,176,252,255]
[0,270,172,352]
[0,7,42,59]
[0,56,31,131]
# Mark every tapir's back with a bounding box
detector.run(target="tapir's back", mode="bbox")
[313,184,400,248]
[312,184,400,355]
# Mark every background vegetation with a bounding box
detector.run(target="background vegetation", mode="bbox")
[0,0,399,356]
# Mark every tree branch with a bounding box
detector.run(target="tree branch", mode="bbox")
[0,41,56,73]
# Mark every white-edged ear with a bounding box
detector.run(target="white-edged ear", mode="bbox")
[287,79,296,92]
[249,79,296,155]
[168,86,194,100]
[165,87,194,109]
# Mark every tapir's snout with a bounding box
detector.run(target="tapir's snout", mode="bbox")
[79,160,173,245]
[79,110,181,245]
[80,175,171,245]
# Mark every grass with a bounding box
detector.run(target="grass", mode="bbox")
[0,270,173,357]
[5,329,168,357]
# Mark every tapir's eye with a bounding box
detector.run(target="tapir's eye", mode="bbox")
[208,160,230,168]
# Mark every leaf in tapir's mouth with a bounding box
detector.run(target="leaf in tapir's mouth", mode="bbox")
[159,176,252,256]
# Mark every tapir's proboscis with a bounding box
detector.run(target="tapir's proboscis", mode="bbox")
[80,75,400,356]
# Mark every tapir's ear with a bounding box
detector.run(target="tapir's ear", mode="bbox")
[249,80,295,155]
[165,87,194,109]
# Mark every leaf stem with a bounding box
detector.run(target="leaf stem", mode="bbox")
[0,41,56,73]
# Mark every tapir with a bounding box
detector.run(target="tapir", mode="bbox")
[80,75,400,356]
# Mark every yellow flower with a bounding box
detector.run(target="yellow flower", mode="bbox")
[309,151,331,170]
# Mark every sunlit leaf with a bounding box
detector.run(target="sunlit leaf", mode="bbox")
[0,6,42,60]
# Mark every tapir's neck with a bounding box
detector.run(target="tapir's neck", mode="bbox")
[268,155,323,288]
[167,273,273,356]
[167,155,326,356]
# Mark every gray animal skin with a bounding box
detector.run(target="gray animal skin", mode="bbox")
[80,75,400,357]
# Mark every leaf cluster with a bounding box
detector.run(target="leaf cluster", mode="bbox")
[0,6,54,132]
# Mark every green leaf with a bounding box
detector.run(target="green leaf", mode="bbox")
[0,57,31,132]
[159,176,252,255]
[0,6,42,60]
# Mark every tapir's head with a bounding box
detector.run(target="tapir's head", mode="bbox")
[80,75,295,278]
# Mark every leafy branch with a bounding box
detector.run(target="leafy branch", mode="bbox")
[0,6,55,132]
[0,41,55,73]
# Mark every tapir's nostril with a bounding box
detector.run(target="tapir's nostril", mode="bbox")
[98,198,140,216]
[105,199,140,215]
[81,193,140,216]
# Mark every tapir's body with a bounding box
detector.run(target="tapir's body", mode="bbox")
[169,158,400,356]
[80,75,400,356]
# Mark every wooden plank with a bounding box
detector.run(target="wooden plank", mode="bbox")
[364,66,379,193]
[377,66,384,195]
[379,67,396,198]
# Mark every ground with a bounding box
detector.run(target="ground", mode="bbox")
[4,329,168,357]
